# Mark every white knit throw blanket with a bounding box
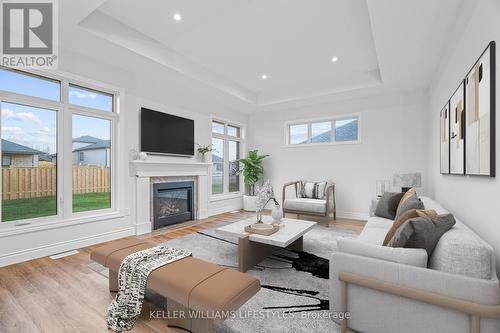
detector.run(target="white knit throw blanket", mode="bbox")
[106,245,191,332]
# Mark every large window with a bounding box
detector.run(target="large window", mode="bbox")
[211,120,243,195]
[286,115,360,146]
[0,67,118,224]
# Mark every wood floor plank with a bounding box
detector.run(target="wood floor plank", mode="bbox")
[0,210,365,332]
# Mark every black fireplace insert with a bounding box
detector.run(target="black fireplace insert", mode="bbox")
[153,181,194,230]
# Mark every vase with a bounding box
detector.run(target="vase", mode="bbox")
[271,204,283,223]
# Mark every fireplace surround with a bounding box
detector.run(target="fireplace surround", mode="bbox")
[130,160,211,235]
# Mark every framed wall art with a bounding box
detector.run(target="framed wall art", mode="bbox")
[465,41,495,177]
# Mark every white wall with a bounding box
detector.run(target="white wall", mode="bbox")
[248,89,429,219]
[427,0,500,274]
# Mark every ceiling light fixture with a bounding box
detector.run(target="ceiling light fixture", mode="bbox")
[173,13,182,21]
[261,74,268,80]
[331,56,339,63]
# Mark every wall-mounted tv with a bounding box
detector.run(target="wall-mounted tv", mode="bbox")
[141,108,194,156]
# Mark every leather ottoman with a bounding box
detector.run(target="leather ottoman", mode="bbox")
[91,238,260,333]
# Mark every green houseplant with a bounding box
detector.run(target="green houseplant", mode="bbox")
[238,150,269,211]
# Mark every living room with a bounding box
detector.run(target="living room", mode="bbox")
[0,0,499,332]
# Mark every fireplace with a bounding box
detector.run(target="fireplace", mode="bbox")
[153,181,194,230]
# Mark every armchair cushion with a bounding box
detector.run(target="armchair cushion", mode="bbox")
[283,198,326,214]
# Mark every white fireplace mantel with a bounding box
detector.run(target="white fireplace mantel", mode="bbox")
[130,160,212,235]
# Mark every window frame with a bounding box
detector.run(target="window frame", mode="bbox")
[284,113,362,147]
[0,67,121,228]
[210,117,245,200]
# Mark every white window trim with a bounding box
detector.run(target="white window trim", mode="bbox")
[284,113,362,147]
[0,67,124,231]
[210,116,245,200]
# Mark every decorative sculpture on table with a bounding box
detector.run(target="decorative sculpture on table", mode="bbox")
[255,180,282,224]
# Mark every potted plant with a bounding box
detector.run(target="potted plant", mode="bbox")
[196,143,214,162]
[238,150,269,211]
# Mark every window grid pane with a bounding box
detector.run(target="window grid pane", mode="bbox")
[0,68,61,101]
[228,141,239,192]
[335,118,359,142]
[69,85,113,112]
[212,121,225,135]
[72,114,111,213]
[289,124,308,144]
[311,121,332,143]
[1,102,58,222]
[227,125,240,138]
[212,138,224,194]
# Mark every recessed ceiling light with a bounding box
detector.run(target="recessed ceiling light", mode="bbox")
[261,74,268,80]
[173,13,182,21]
[331,56,339,63]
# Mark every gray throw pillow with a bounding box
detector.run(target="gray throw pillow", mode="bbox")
[374,192,404,220]
[395,195,424,220]
[389,214,456,258]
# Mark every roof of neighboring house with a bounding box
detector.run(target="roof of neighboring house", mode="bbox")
[73,140,110,152]
[73,135,101,144]
[212,155,223,162]
[1,139,45,155]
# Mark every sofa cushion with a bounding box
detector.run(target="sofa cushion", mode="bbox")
[338,238,428,267]
[389,214,456,257]
[358,226,392,245]
[430,227,493,279]
[374,192,404,220]
[283,198,326,214]
[383,209,437,246]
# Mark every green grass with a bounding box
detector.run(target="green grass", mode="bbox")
[1,192,111,222]
[211,183,240,194]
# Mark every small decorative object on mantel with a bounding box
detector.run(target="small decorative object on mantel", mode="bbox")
[393,173,421,192]
[129,148,148,161]
[196,143,215,162]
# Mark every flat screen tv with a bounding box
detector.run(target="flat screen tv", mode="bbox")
[141,108,194,156]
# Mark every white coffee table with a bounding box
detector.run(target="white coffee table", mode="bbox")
[216,216,316,272]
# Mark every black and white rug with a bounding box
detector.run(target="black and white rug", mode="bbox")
[162,223,358,333]
[89,223,358,332]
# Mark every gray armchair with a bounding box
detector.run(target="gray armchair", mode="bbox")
[282,181,336,224]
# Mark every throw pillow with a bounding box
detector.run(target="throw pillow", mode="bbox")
[313,181,328,199]
[389,214,456,257]
[395,194,424,220]
[300,180,328,199]
[383,209,437,246]
[399,187,417,207]
[374,192,405,220]
[300,180,315,198]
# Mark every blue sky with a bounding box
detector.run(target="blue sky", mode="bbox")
[1,69,112,154]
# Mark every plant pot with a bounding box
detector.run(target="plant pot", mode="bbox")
[243,195,258,212]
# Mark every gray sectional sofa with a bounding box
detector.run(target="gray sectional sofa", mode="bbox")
[330,196,500,333]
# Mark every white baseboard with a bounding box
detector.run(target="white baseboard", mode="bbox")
[135,221,152,235]
[208,196,243,216]
[336,211,369,221]
[0,227,134,267]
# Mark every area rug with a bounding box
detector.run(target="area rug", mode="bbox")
[163,223,358,333]
[89,223,359,332]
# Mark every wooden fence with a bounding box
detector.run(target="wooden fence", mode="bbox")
[1,166,110,200]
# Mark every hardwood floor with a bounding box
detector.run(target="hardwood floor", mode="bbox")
[0,211,365,333]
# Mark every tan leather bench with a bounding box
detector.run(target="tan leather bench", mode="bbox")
[90,238,260,333]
